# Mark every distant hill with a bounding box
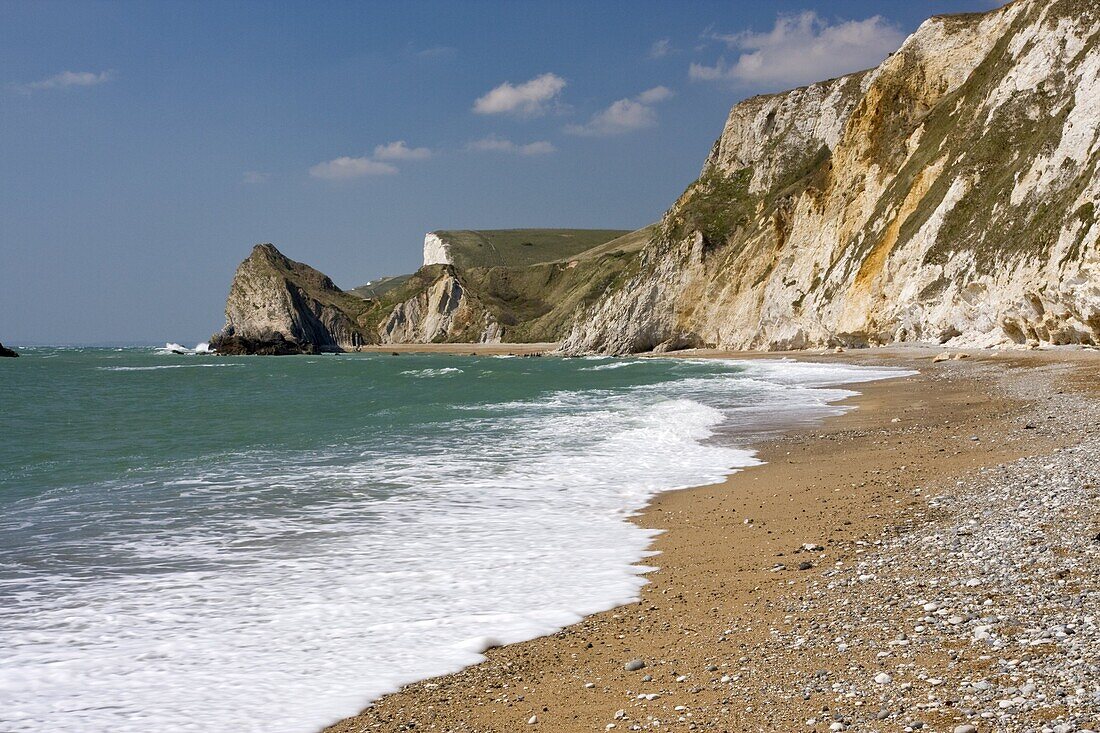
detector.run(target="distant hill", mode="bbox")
[348,274,413,300]
[214,224,656,353]
[423,229,631,270]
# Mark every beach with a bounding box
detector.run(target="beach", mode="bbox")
[7,346,902,732]
[325,347,1100,733]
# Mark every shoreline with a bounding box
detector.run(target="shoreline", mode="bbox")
[354,342,557,356]
[325,348,1099,733]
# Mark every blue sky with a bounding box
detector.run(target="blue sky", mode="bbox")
[0,0,996,344]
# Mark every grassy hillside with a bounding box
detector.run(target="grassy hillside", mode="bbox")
[567,225,657,260]
[433,229,630,269]
[458,246,645,342]
[348,274,412,300]
[337,225,658,344]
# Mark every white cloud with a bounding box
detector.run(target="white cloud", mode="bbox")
[466,135,555,155]
[565,86,673,137]
[636,85,673,104]
[690,12,904,88]
[309,157,398,180]
[567,99,654,136]
[649,39,672,59]
[373,140,432,161]
[310,140,431,179]
[241,171,271,184]
[14,70,113,93]
[473,72,566,117]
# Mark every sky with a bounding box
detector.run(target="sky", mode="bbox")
[0,0,1000,345]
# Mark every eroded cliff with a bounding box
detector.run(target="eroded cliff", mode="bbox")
[562,0,1100,353]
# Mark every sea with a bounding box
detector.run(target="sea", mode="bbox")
[0,346,909,732]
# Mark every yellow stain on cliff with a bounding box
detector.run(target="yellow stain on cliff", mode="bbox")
[851,163,940,294]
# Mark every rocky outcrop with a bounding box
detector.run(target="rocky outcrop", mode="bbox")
[0,342,18,358]
[378,269,500,343]
[562,0,1100,353]
[211,244,374,354]
[208,333,316,356]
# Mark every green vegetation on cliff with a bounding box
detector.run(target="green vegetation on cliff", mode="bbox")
[431,229,631,269]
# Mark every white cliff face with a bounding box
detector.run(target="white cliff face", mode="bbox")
[379,272,464,342]
[564,0,1100,354]
[377,269,501,344]
[422,233,453,267]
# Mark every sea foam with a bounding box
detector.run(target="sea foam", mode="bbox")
[155,342,213,355]
[0,356,910,733]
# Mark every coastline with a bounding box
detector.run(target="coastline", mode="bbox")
[355,343,557,356]
[325,347,1099,733]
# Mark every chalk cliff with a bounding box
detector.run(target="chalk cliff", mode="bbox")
[563,0,1100,352]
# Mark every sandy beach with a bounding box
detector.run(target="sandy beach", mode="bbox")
[325,347,1099,733]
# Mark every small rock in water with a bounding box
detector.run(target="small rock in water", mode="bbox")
[625,659,646,671]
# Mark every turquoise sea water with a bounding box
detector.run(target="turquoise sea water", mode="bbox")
[0,347,906,732]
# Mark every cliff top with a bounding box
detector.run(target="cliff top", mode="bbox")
[429,229,631,269]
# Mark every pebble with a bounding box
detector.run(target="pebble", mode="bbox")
[624,659,645,672]
[761,372,1100,733]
